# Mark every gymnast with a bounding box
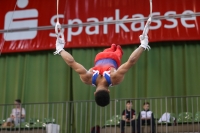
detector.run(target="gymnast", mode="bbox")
[54,32,150,107]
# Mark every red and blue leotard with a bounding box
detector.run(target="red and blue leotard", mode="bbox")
[92,45,123,87]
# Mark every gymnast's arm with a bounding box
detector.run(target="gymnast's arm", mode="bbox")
[114,46,145,77]
[60,50,92,82]
[112,35,149,81]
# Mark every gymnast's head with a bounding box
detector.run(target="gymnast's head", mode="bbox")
[94,88,110,107]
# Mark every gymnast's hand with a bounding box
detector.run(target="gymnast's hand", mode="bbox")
[139,35,150,50]
[54,26,65,55]
[54,37,65,55]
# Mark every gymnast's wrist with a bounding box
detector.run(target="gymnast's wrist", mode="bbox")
[59,49,64,54]
[139,45,145,50]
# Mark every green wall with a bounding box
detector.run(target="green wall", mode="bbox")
[0,41,200,104]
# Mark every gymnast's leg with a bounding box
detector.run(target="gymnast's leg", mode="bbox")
[103,44,117,52]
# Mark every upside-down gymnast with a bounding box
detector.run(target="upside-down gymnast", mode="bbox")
[54,33,150,107]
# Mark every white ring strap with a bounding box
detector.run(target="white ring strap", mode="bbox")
[141,0,152,40]
[55,0,65,40]
[55,0,63,36]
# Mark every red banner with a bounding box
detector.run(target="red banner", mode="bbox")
[0,0,200,53]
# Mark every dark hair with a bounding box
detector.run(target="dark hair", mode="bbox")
[143,101,150,105]
[15,99,21,104]
[126,100,132,104]
[95,90,110,107]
